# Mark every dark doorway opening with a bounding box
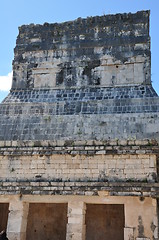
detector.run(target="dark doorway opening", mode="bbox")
[26,203,68,240]
[86,204,125,240]
[0,203,9,232]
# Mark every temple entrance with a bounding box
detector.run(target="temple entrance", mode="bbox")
[0,203,9,232]
[86,204,124,240]
[26,203,68,240]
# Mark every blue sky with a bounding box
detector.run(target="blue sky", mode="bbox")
[0,0,158,102]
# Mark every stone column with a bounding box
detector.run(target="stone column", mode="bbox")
[66,201,86,240]
[124,227,134,240]
[7,198,29,240]
[152,199,158,240]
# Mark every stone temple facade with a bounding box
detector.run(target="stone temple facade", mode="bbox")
[0,10,159,240]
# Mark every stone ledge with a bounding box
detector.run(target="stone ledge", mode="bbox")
[0,181,158,197]
[0,139,158,155]
[0,139,158,147]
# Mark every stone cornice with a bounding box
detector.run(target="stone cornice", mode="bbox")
[0,139,158,155]
[0,181,158,197]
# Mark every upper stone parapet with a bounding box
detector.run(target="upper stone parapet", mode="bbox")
[12,10,151,90]
[1,10,159,142]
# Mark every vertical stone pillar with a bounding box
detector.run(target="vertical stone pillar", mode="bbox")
[124,227,134,240]
[66,201,86,240]
[7,198,29,240]
[152,199,158,240]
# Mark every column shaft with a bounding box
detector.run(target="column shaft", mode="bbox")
[7,199,29,240]
[66,201,86,240]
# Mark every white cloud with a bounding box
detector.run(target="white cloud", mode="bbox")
[0,72,12,91]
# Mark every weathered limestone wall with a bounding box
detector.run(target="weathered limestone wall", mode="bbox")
[12,11,151,90]
[0,140,158,200]
[0,10,159,240]
[0,154,156,183]
[1,10,158,143]
[0,106,159,141]
[0,195,157,240]
[0,139,158,184]
[7,198,29,240]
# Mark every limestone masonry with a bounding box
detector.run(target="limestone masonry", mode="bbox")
[0,10,159,240]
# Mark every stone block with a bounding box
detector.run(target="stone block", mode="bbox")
[95,150,106,154]
[136,238,150,240]
[124,227,134,240]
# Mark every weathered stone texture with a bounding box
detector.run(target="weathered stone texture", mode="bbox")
[1,195,157,240]
[0,109,159,141]
[0,10,159,240]
[0,153,156,182]
[0,10,158,143]
[12,11,151,89]
[3,85,158,103]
